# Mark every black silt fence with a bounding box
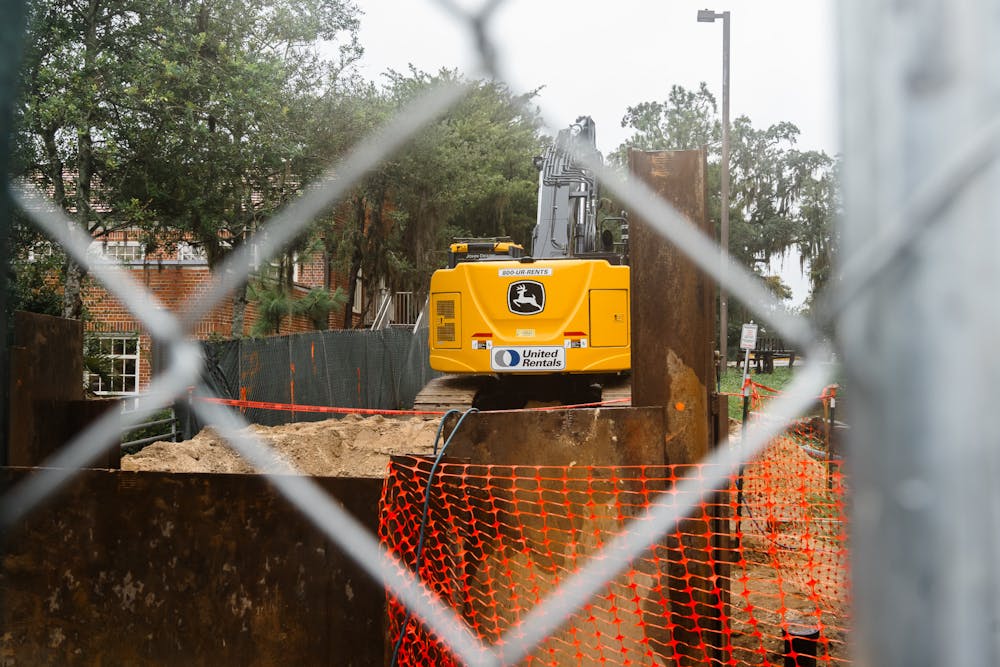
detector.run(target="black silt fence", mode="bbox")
[181,327,438,437]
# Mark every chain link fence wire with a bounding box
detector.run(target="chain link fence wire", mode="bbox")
[3,2,831,663]
[4,0,989,663]
[839,1,1000,665]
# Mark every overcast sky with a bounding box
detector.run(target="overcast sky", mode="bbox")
[352,0,839,157]
[350,0,838,303]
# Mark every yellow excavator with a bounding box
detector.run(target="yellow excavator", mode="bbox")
[414,117,630,411]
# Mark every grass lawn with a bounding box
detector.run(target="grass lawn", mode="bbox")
[717,365,806,421]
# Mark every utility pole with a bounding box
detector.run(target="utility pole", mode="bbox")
[697,8,731,376]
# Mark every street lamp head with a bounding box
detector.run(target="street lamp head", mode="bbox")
[697,9,718,22]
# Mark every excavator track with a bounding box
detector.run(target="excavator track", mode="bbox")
[411,374,632,414]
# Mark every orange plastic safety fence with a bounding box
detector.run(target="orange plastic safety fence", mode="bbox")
[730,381,839,415]
[378,428,849,666]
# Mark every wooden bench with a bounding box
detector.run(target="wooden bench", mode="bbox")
[749,336,795,373]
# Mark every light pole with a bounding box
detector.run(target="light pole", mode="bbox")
[697,8,730,377]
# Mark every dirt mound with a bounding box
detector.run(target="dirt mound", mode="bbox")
[121,414,445,477]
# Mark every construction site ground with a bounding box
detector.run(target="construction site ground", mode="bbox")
[121,412,848,665]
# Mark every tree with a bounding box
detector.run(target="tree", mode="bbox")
[14,0,362,334]
[614,83,720,155]
[383,69,543,295]
[300,76,393,325]
[796,157,840,299]
[7,215,63,317]
[15,0,159,318]
[614,83,839,302]
[310,68,544,326]
[113,0,360,336]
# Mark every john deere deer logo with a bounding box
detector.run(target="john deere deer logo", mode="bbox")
[508,281,545,315]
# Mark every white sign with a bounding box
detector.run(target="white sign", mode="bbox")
[739,323,759,351]
[490,346,566,372]
[498,267,553,277]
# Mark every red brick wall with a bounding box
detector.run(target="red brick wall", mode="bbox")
[47,181,374,391]
[296,252,328,289]
[82,263,361,392]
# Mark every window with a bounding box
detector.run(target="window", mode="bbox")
[88,241,145,263]
[177,241,207,262]
[353,269,363,315]
[254,244,300,283]
[26,241,55,262]
[87,335,140,395]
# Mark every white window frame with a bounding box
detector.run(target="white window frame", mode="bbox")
[352,268,363,315]
[87,334,141,396]
[88,240,145,264]
[176,241,208,263]
[26,241,55,262]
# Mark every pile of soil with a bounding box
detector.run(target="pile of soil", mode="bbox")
[124,412,743,479]
[121,414,445,477]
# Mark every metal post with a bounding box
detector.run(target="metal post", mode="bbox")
[697,8,732,376]
[720,11,731,375]
[782,624,820,667]
[736,346,750,521]
[840,1,1000,665]
[184,387,193,441]
[741,350,751,421]
[827,390,837,491]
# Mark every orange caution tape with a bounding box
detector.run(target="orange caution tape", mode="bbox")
[198,396,446,416]
[197,394,631,417]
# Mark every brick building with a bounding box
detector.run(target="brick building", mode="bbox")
[82,231,366,397]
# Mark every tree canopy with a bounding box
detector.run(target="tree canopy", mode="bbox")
[614,83,839,304]
[311,67,544,323]
[13,10,836,339]
[14,0,361,329]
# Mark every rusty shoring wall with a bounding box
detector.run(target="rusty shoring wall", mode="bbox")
[442,406,665,467]
[627,148,715,463]
[6,311,126,468]
[425,407,732,664]
[0,469,385,666]
[627,148,725,666]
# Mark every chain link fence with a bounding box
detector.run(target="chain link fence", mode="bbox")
[2,0,995,664]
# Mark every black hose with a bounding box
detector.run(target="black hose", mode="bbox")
[389,407,479,667]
